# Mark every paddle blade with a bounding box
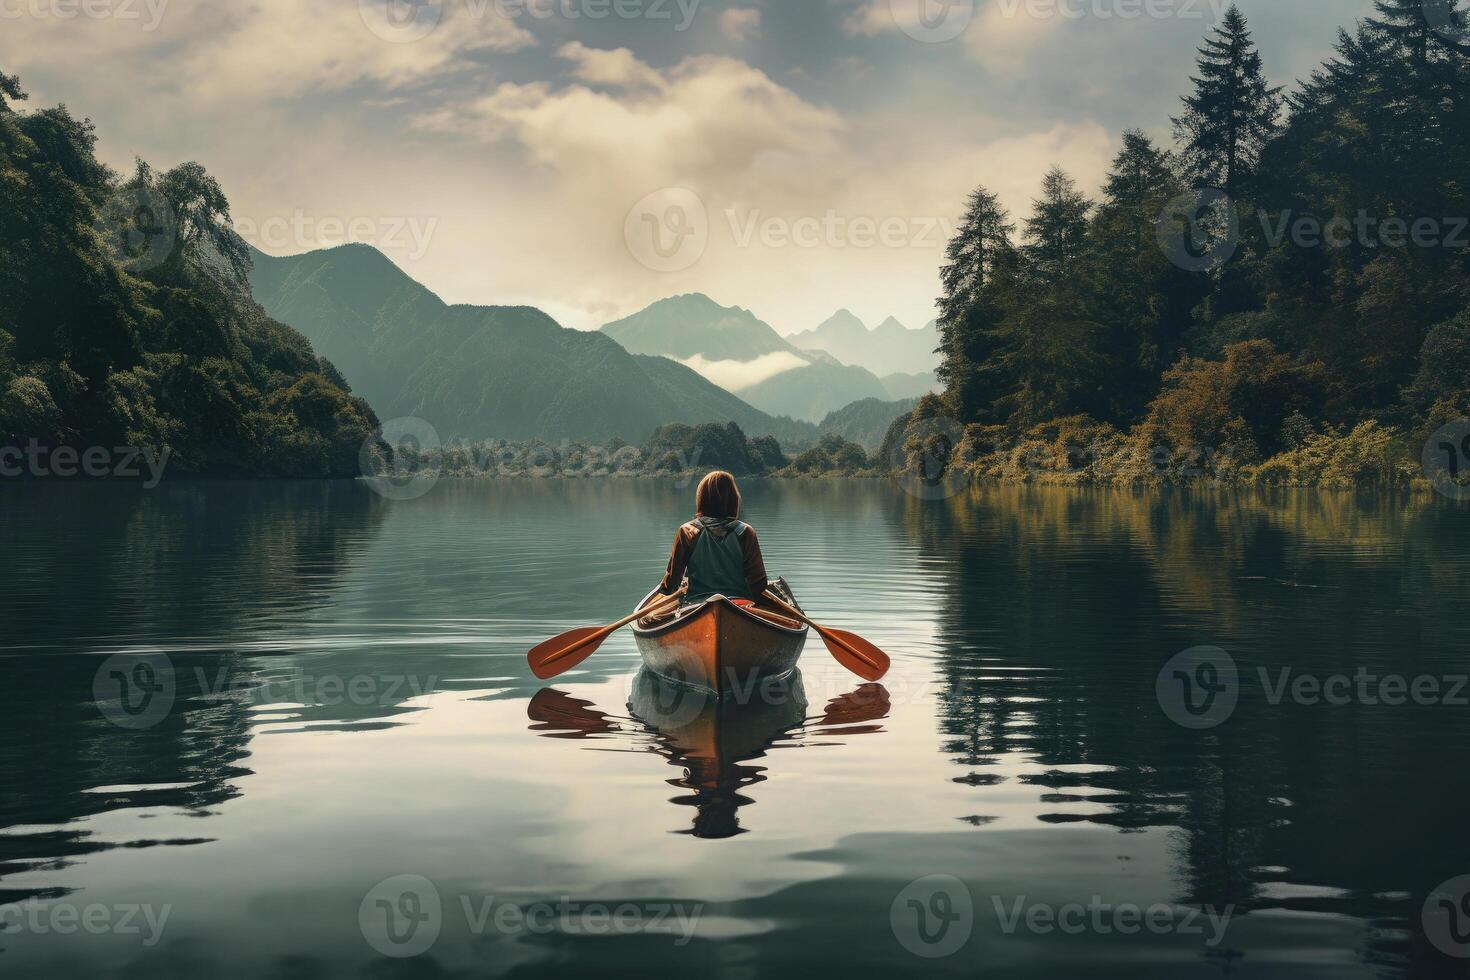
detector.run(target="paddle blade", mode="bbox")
[527,626,608,680]
[816,626,891,682]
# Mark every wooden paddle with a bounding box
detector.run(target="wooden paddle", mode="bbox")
[762,589,891,682]
[528,588,686,680]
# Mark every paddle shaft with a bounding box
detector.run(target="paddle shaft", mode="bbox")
[537,589,686,671]
[762,589,885,674]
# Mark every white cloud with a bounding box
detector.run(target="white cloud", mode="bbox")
[557,41,668,90]
[679,352,809,390]
[6,0,534,108]
[720,7,762,40]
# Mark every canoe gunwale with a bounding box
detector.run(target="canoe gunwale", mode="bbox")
[631,588,809,640]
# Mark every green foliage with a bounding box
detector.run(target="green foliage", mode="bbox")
[1411,309,1470,406]
[931,5,1470,488]
[1,375,61,443]
[1140,340,1326,463]
[0,70,376,478]
[779,434,872,476]
[644,422,767,476]
[0,70,25,107]
[1254,421,1416,488]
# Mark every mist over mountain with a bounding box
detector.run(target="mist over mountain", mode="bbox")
[601,295,889,423]
[250,247,816,444]
[789,311,941,377]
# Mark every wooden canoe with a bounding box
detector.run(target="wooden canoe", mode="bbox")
[632,580,809,696]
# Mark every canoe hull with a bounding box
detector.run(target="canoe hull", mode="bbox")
[632,587,808,697]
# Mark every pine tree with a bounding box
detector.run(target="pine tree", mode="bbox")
[1023,167,1092,283]
[1086,132,1201,421]
[1172,5,1283,197]
[1100,131,1175,214]
[935,186,1021,422]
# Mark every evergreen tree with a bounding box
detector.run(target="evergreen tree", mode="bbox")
[1085,132,1202,421]
[1172,5,1283,197]
[1023,167,1092,283]
[1099,130,1175,211]
[935,186,1021,422]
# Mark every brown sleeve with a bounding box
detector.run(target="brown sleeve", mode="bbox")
[659,524,697,595]
[740,525,768,599]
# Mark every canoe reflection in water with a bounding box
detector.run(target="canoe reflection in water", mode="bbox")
[528,669,889,838]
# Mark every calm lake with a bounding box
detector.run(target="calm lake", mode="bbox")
[3,478,1469,978]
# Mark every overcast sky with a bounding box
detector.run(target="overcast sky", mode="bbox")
[9,0,1376,334]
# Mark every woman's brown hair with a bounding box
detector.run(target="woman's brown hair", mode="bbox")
[695,471,741,519]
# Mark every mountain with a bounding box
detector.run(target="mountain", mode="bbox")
[249,246,815,444]
[601,295,889,423]
[817,397,920,453]
[602,294,792,360]
[788,311,941,376]
[880,370,940,400]
[740,349,889,424]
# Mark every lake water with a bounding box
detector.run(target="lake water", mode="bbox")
[3,478,1470,978]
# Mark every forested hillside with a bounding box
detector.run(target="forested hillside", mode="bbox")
[911,2,1470,487]
[0,70,377,477]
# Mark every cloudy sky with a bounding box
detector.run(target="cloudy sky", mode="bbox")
[9,0,1375,334]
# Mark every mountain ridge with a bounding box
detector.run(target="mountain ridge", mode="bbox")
[249,246,817,445]
[601,294,891,423]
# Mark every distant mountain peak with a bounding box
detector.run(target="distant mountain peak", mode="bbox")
[782,307,941,378]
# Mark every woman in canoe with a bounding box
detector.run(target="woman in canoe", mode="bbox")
[658,471,768,605]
